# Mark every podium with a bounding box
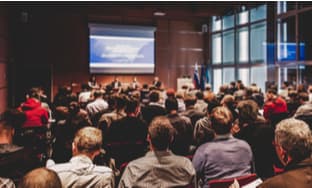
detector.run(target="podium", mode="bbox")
[177,78,193,90]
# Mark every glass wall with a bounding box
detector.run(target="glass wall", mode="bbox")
[251,22,267,62]
[223,31,235,64]
[237,27,249,63]
[213,69,222,93]
[210,4,267,92]
[212,33,222,64]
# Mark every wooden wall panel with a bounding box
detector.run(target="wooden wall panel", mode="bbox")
[0,7,8,113]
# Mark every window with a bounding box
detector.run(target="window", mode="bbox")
[223,30,235,64]
[223,67,235,85]
[250,4,267,22]
[237,27,249,63]
[251,66,267,92]
[212,33,222,64]
[251,22,267,62]
[210,4,267,92]
[223,15,234,30]
[238,68,250,86]
[212,16,222,32]
[277,17,296,61]
[237,11,249,25]
[277,1,296,14]
[213,69,222,93]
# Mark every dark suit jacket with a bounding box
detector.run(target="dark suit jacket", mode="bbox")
[258,157,312,188]
[0,144,39,185]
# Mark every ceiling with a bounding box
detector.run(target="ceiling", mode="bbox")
[3,1,266,21]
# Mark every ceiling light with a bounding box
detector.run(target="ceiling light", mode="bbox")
[154,11,166,16]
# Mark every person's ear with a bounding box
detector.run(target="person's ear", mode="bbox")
[72,142,77,155]
[147,134,151,142]
[11,128,15,137]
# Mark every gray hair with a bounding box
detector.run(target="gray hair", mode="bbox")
[275,118,312,161]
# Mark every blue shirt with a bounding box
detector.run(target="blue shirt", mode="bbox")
[192,134,253,188]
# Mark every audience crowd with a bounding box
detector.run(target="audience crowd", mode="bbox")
[0,77,312,188]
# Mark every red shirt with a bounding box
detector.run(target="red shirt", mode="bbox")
[263,97,288,120]
[19,98,49,128]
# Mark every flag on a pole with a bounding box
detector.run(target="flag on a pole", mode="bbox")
[193,63,200,89]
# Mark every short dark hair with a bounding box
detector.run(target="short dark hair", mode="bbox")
[148,116,175,150]
[195,91,204,100]
[115,95,126,110]
[149,91,160,102]
[18,168,62,188]
[211,107,233,135]
[298,92,309,102]
[0,109,26,130]
[93,90,103,98]
[165,97,178,112]
[184,95,196,107]
[125,97,139,114]
[28,88,40,99]
[267,88,277,95]
[236,100,259,123]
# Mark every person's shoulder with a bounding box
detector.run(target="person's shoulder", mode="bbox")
[46,161,72,173]
[93,165,113,175]
[257,174,285,188]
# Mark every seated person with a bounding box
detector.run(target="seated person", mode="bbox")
[258,118,312,188]
[141,91,166,125]
[47,127,114,188]
[180,93,206,127]
[0,109,39,185]
[18,168,61,188]
[18,88,49,128]
[107,98,148,167]
[234,100,275,179]
[192,106,253,187]
[165,97,193,155]
[119,116,196,187]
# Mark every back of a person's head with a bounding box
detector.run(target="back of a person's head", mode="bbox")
[73,126,102,154]
[93,90,103,98]
[148,116,175,150]
[149,91,160,102]
[236,100,259,123]
[18,168,61,188]
[81,83,90,91]
[0,109,26,131]
[165,97,178,112]
[275,118,312,161]
[210,106,233,135]
[221,94,235,108]
[115,95,126,110]
[195,91,204,100]
[184,94,196,107]
[267,88,277,95]
[298,92,309,102]
[125,97,139,114]
[28,87,40,99]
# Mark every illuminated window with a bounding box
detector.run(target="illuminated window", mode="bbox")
[237,27,249,63]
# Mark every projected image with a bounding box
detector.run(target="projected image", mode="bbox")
[89,24,155,74]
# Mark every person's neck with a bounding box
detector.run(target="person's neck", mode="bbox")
[170,110,178,115]
[127,112,137,117]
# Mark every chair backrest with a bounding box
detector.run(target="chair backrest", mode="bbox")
[208,173,258,188]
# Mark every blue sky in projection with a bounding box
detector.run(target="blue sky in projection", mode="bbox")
[90,36,154,64]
